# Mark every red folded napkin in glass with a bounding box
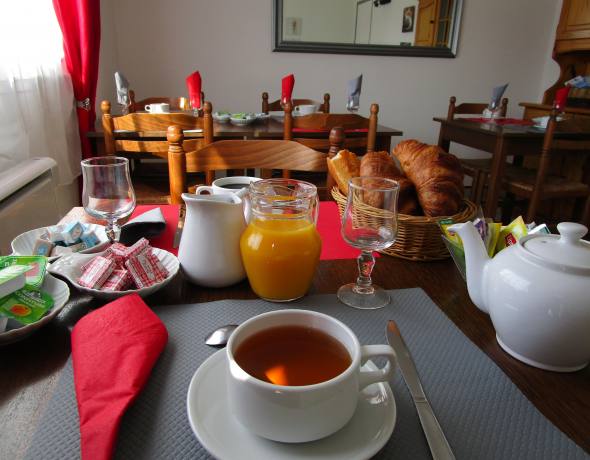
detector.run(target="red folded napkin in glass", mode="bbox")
[186,70,202,109]
[555,86,571,110]
[72,294,168,460]
[292,128,369,133]
[281,74,295,105]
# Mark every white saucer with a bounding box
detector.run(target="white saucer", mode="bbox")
[186,350,396,460]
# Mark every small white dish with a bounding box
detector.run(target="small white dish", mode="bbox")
[255,112,270,120]
[213,112,231,124]
[48,247,179,300]
[11,223,109,262]
[230,113,257,126]
[0,273,70,345]
[532,115,565,129]
[186,350,397,460]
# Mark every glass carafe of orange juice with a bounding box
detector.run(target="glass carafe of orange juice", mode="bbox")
[240,179,321,302]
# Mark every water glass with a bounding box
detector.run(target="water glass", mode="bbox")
[338,177,399,309]
[81,156,136,242]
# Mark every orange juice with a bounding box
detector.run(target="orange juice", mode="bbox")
[240,218,322,301]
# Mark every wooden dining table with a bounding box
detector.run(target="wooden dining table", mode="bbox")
[87,116,403,156]
[434,116,590,218]
[0,206,589,459]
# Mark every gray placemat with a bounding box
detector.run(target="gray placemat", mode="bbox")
[26,289,588,460]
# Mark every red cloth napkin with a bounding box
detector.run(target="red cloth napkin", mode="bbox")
[464,117,534,126]
[292,128,369,133]
[186,70,202,109]
[281,74,295,105]
[130,203,360,260]
[72,294,168,460]
[555,86,571,111]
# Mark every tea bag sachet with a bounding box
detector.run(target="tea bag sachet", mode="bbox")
[347,74,362,112]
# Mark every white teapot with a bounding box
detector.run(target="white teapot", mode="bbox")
[449,221,590,372]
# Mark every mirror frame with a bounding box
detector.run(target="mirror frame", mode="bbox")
[273,0,463,58]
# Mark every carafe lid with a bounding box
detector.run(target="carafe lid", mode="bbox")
[522,222,590,272]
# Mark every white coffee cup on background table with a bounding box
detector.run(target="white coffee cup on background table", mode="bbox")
[293,104,319,116]
[145,103,170,113]
[225,309,396,443]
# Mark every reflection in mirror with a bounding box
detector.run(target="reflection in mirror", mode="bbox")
[274,0,462,58]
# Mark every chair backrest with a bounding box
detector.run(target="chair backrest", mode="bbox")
[447,96,509,119]
[262,92,330,113]
[128,90,204,112]
[283,102,378,154]
[166,127,330,204]
[100,100,213,158]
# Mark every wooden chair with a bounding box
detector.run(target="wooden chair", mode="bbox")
[440,96,509,203]
[282,102,378,191]
[262,92,330,113]
[101,100,214,202]
[127,90,205,112]
[166,127,330,205]
[501,106,590,225]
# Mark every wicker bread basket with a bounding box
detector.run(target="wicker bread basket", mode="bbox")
[331,187,477,261]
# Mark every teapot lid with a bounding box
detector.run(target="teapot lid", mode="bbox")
[522,222,590,272]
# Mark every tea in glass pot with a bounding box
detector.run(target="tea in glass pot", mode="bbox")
[240,179,321,302]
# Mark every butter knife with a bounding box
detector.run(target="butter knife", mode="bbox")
[387,321,455,460]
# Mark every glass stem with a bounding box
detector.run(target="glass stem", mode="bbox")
[106,218,117,242]
[354,250,375,295]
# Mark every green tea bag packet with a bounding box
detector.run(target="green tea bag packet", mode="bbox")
[0,265,30,298]
[0,287,54,324]
[0,256,48,288]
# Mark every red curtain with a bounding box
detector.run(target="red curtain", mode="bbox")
[53,0,101,159]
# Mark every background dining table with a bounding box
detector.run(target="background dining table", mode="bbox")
[434,116,590,218]
[87,116,403,156]
[0,205,588,459]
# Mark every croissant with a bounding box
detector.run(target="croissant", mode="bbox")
[359,151,420,215]
[392,140,464,217]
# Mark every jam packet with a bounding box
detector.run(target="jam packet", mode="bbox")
[0,287,54,324]
[0,264,30,298]
[0,256,47,288]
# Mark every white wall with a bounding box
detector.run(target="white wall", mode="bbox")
[370,1,418,46]
[97,0,560,155]
[283,0,357,43]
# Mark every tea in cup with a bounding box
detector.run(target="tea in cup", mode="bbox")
[293,104,319,116]
[144,103,170,113]
[226,309,396,443]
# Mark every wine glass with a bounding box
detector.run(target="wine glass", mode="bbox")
[338,177,399,309]
[81,156,136,242]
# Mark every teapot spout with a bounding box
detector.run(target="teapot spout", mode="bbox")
[448,222,491,314]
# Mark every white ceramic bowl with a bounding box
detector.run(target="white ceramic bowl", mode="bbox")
[213,112,231,124]
[0,273,70,345]
[48,247,179,300]
[11,223,109,262]
[230,114,256,126]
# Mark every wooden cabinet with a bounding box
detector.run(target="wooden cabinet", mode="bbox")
[555,0,590,53]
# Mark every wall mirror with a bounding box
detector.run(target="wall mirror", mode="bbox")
[273,0,463,58]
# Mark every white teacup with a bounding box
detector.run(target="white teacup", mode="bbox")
[145,103,170,113]
[293,104,319,116]
[226,309,396,443]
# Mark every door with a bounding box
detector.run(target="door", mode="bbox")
[355,0,372,44]
[415,0,438,46]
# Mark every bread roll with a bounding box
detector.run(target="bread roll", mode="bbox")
[392,140,463,217]
[359,151,420,215]
[327,149,360,194]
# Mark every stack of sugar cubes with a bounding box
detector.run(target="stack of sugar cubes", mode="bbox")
[78,238,168,291]
[33,222,100,257]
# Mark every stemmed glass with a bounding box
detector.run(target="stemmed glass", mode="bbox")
[81,156,136,242]
[338,177,399,309]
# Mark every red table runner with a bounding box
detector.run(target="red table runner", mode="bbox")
[130,201,361,260]
[292,128,368,133]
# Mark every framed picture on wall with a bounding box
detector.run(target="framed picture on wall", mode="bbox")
[402,6,415,33]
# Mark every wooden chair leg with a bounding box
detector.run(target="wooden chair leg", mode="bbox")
[469,172,480,202]
[475,172,487,205]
